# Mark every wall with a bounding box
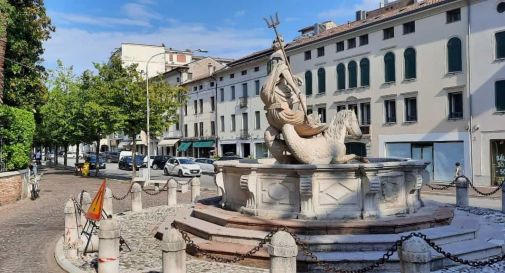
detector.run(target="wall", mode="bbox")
[0,169,29,206]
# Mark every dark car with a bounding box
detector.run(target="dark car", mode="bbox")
[104,151,120,163]
[151,155,171,169]
[86,154,106,169]
[118,155,144,170]
[217,153,243,161]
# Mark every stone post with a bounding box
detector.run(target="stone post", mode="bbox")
[399,236,431,273]
[98,216,120,273]
[167,179,177,206]
[191,177,201,203]
[268,231,298,273]
[455,176,469,207]
[154,182,160,193]
[162,227,186,273]
[131,182,142,212]
[77,191,91,227]
[103,187,113,217]
[64,199,79,258]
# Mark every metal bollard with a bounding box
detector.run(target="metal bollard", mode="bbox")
[191,177,201,203]
[456,177,469,207]
[98,216,120,273]
[103,187,113,217]
[64,199,79,258]
[167,179,177,207]
[77,191,91,227]
[399,236,431,273]
[131,183,142,212]
[268,231,298,273]
[162,227,186,273]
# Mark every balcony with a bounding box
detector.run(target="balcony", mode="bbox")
[240,129,250,139]
[239,97,248,108]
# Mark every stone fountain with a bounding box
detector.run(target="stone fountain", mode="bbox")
[157,30,505,272]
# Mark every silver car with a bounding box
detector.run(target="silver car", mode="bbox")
[195,158,215,174]
[164,157,201,177]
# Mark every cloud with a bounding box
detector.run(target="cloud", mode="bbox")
[121,2,161,20]
[43,25,270,74]
[234,10,245,17]
[50,11,151,28]
[317,0,384,20]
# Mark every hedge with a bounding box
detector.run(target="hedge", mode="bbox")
[0,105,35,171]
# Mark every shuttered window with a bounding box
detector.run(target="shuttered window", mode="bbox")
[448,37,462,72]
[404,48,416,80]
[317,68,326,94]
[348,61,357,88]
[360,58,370,86]
[496,80,505,111]
[305,71,312,95]
[337,64,346,90]
[496,31,505,59]
[384,52,396,83]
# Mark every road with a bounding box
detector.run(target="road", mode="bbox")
[424,193,502,210]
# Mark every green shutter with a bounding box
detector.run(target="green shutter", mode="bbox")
[348,61,357,88]
[337,64,345,90]
[360,58,370,86]
[384,52,396,82]
[496,31,505,59]
[318,68,326,93]
[404,48,416,79]
[305,71,312,95]
[496,80,505,111]
[448,38,462,72]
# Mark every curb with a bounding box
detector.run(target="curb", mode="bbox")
[54,237,88,273]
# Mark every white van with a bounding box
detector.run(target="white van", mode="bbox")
[119,151,132,161]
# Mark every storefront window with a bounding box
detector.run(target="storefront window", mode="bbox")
[433,142,464,182]
[491,140,505,185]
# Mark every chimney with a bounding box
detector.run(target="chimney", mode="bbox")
[208,64,215,75]
[356,10,367,21]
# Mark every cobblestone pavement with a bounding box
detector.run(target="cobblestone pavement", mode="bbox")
[0,167,211,273]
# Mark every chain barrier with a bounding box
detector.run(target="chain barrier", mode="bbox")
[426,175,505,196]
[112,182,134,200]
[142,182,169,196]
[175,179,192,186]
[468,179,505,197]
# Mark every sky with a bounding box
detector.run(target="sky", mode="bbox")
[42,0,384,73]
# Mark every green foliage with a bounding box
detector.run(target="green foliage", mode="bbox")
[2,0,54,110]
[0,105,36,170]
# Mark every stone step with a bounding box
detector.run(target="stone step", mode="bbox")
[175,216,477,251]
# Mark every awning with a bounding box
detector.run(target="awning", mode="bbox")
[177,142,192,152]
[193,140,215,148]
[158,139,180,147]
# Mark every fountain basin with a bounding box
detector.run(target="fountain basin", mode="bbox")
[214,158,430,220]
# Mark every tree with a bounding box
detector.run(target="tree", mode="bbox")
[2,0,54,110]
[0,0,13,103]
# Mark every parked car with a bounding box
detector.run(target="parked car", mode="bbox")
[143,155,154,168]
[151,155,171,170]
[67,152,77,159]
[86,154,106,169]
[104,151,120,163]
[118,155,144,170]
[195,158,215,174]
[217,154,243,161]
[164,157,201,177]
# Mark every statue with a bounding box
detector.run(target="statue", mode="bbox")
[262,14,367,164]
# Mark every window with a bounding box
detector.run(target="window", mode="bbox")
[176,77,180,83]
[337,64,346,90]
[348,38,356,49]
[360,58,370,87]
[305,71,313,95]
[220,116,225,132]
[446,8,461,23]
[337,105,346,112]
[496,80,505,111]
[219,76,223,81]
[199,85,203,90]
[448,92,463,119]
[184,124,188,137]
[360,102,371,125]
[496,31,505,59]
[242,83,248,97]
[317,68,326,93]
[254,66,260,72]
[184,104,188,116]
[211,121,215,136]
[317,107,327,123]
[175,121,180,130]
[198,122,203,137]
[220,88,224,102]
[230,73,235,79]
[199,99,203,114]
[193,100,198,114]
[210,82,215,87]
[404,48,416,80]
[348,104,358,116]
[231,86,236,100]
[384,52,396,82]
[336,41,344,52]
[348,61,357,88]
[384,99,396,123]
[193,86,197,91]
[210,96,215,112]
[241,70,247,75]
[231,114,236,131]
[383,27,394,40]
[255,80,260,95]
[448,37,462,72]
[307,108,313,115]
[359,34,369,46]
[405,97,417,122]
[304,50,312,60]
[255,111,261,129]
[403,21,415,35]
[194,123,198,137]
[317,47,325,57]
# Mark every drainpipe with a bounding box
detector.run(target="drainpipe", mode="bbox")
[210,74,219,157]
[466,0,474,183]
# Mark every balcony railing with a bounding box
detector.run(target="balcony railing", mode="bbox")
[239,97,248,108]
[240,129,250,139]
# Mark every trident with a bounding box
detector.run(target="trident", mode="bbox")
[264,13,308,119]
